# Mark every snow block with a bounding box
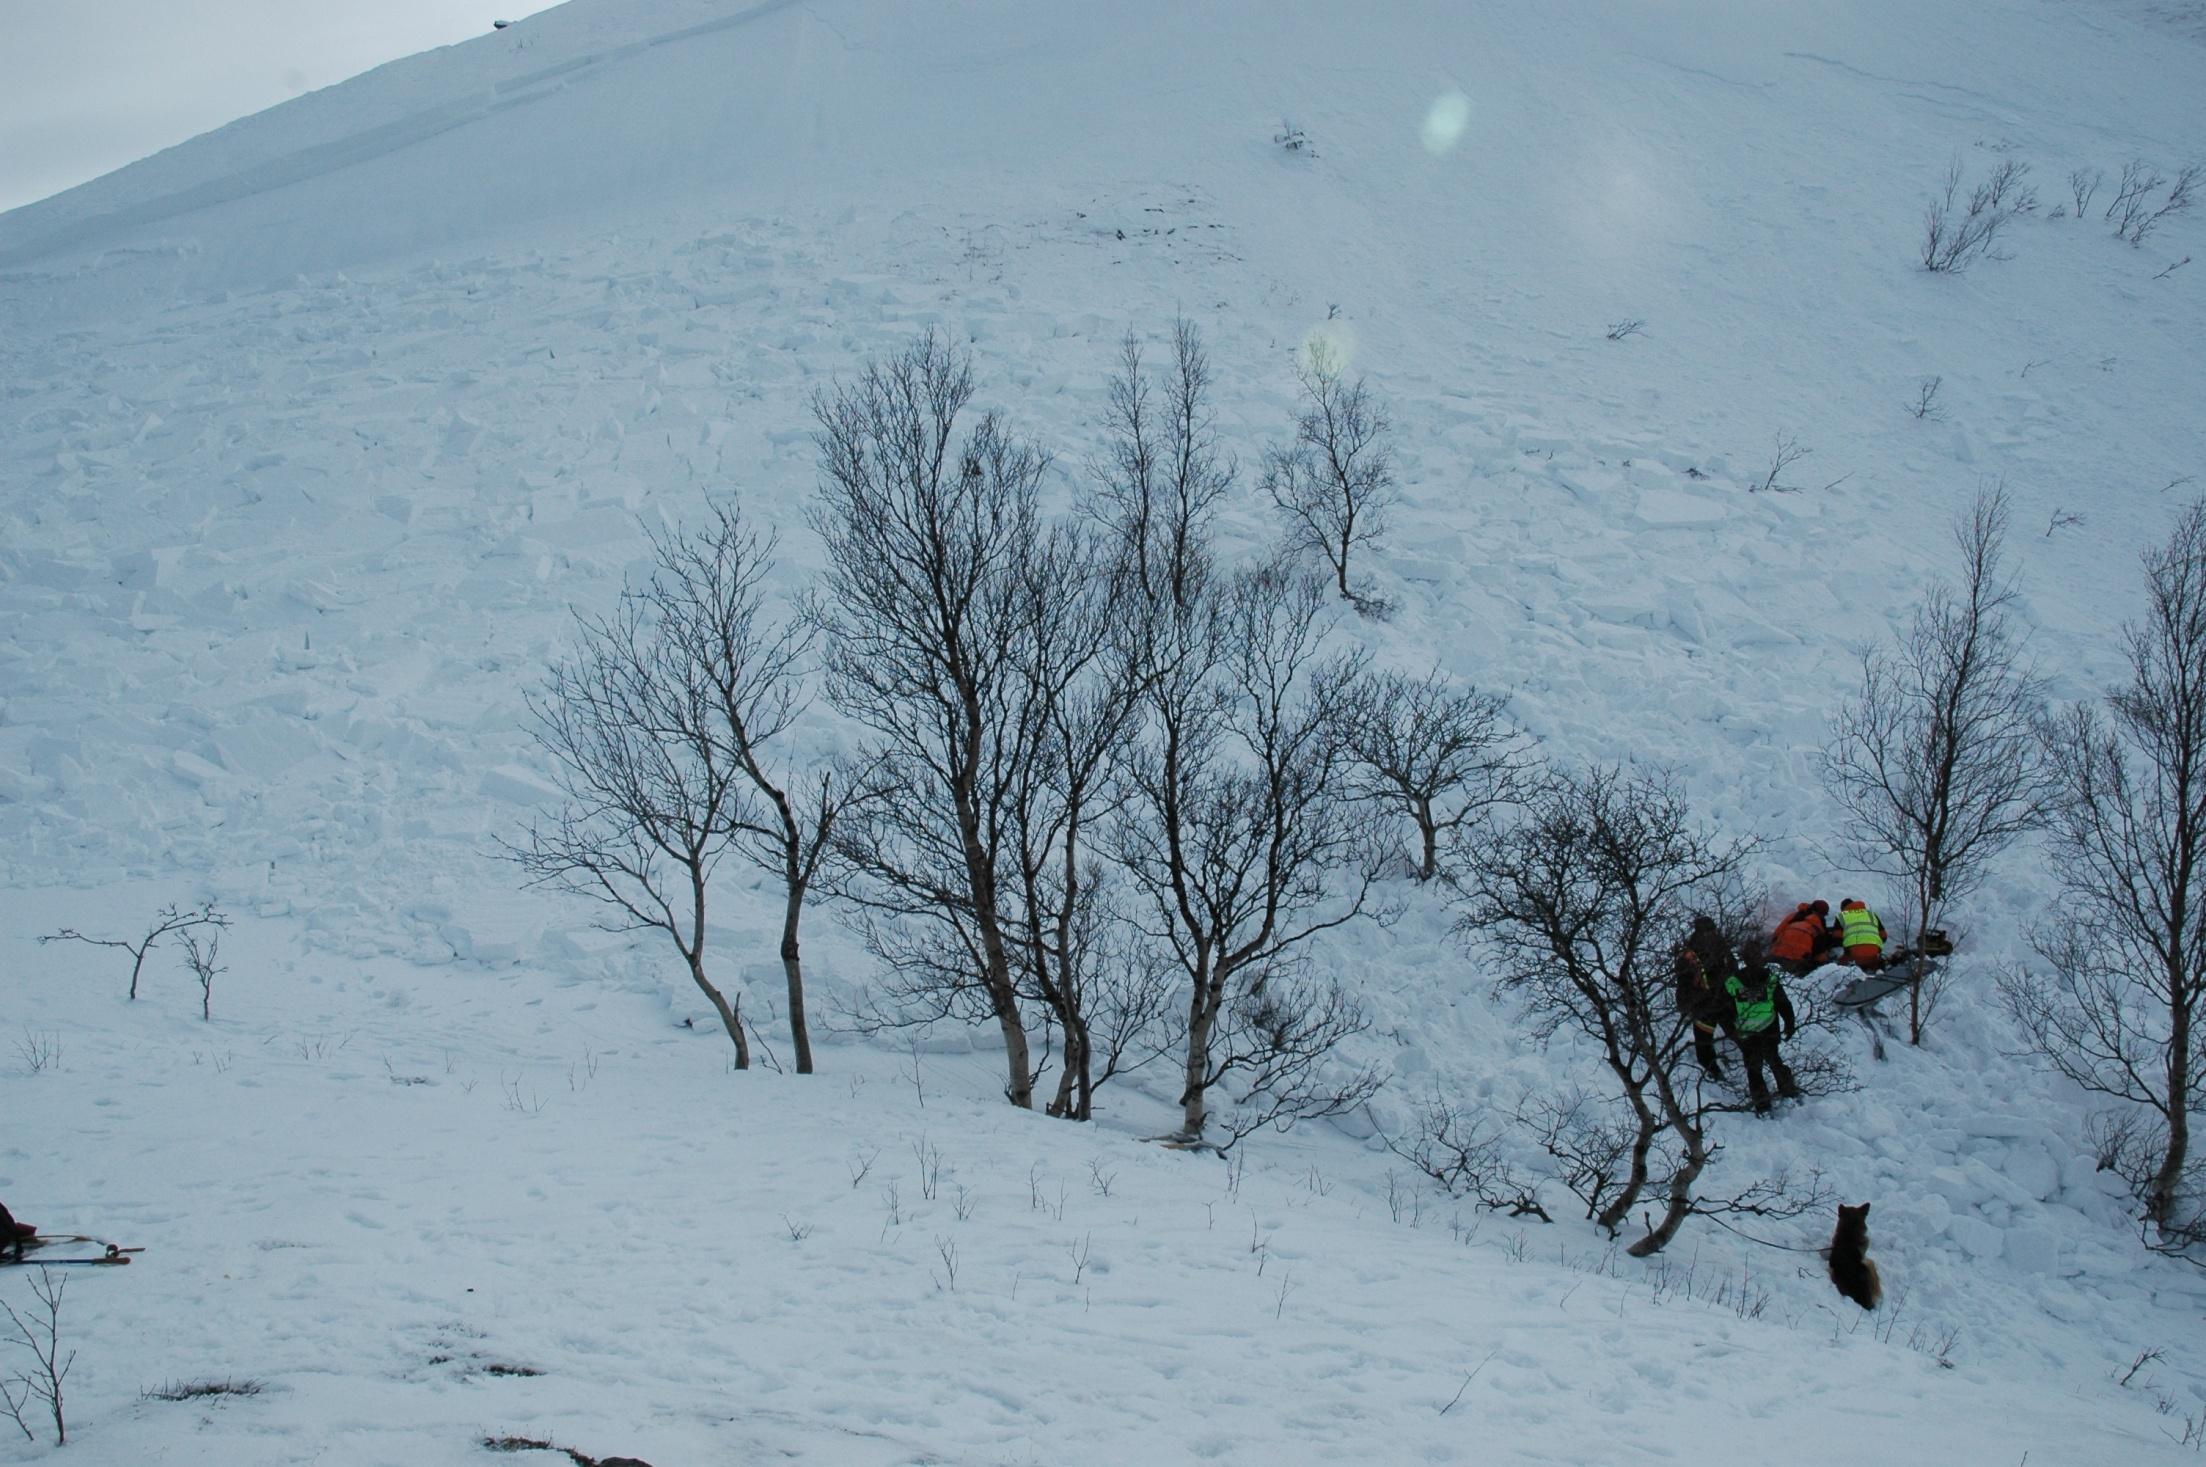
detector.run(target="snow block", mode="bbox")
[1924,1164,1990,1212]
[1629,490,1726,529]
[212,718,327,780]
[1946,1214,2004,1260]
[109,548,182,589]
[2000,1142,2062,1201]
[0,759,37,803]
[171,750,228,787]
[1965,1112,2063,1146]
[2004,1227,2064,1275]
[2058,1154,2100,1192]
[442,922,519,966]
[479,764,561,806]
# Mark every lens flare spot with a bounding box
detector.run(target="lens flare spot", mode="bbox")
[1421,91,1471,155]
[1299,321,1357,376]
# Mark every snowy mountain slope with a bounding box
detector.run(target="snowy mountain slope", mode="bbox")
[0,897,2179,1467]
[5,0,2206,1460]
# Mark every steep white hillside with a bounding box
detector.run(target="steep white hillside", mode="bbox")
[5,1,2206,1461]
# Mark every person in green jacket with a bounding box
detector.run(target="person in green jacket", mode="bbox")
[1724,945,1801,1115]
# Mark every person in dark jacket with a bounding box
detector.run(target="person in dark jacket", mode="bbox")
[1724,944,1802,1114]
[1674,915,1735,1083]
[0,1200,32,1260]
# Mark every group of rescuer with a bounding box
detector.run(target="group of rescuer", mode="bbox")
[1672,898,1890,1114]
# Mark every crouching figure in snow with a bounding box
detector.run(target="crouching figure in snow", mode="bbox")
[0,1201,33,1260]
[1836,898,1888,972]
[1769,898,1839,975]
[1723,946,1801,1114]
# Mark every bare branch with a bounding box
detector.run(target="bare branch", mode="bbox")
[1921,157,2033,273]
[502,507,778,1066]
[1,1269,72,1445]
[2070,165,2104,219]
[1384,1088,1549,1220]
[1907,375,1945,423]
[1750,433,1810,494]
[180,929,225,1022]
[41,901,228,1001]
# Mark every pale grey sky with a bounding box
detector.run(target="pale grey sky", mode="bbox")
[0,2,562,214]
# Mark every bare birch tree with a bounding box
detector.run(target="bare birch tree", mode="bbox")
[1347,669,1534,881]
[1262,345,1398,602]
[809,333,1059,1109]
[1822,483,2052,1043]
[1000,517,1175,1120]
[2003,501,2206,1239]
[643,501,878,1075]
[509,565,756,1066]
[1113,562,1385,1147]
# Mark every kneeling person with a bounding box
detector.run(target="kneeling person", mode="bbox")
[1837,899,1888,972]
[1769,899,1837,976]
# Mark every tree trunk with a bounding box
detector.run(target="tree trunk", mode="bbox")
[1908,873,1934,1045]
[690,955,750,1070]
[1596,1090,1657,1235]
[1041,1014,1094,1116]
[1416,799,1439,882]
[1046,800,1093,1120]
[952,704,1035,1109]
[960,875,1033,1108]
[2150,996,2192,1229]
[1050,1012,1093,1121]
[686,865,747,1069]
[1180,975,1222,1139]
[780,888,813,1075]
[1631,1089,1707,1257]
[991,988,1035,1109]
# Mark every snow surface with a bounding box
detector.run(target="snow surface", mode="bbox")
[4,0,2206,1461]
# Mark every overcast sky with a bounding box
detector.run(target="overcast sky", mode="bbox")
[0,2,563,215]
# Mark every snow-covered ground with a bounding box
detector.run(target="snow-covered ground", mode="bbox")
[4,1,2205,1461]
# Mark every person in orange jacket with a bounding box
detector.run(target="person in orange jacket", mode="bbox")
[1836,898,1889,972]
[1769,900,1839,975]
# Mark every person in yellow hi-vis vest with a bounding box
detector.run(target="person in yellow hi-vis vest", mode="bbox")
[1837,899,1888,972]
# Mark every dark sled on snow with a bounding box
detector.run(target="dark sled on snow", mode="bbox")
[0,1235,140,1267]
[1828,947,1945,1060]
[1831,967,1927,1012]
